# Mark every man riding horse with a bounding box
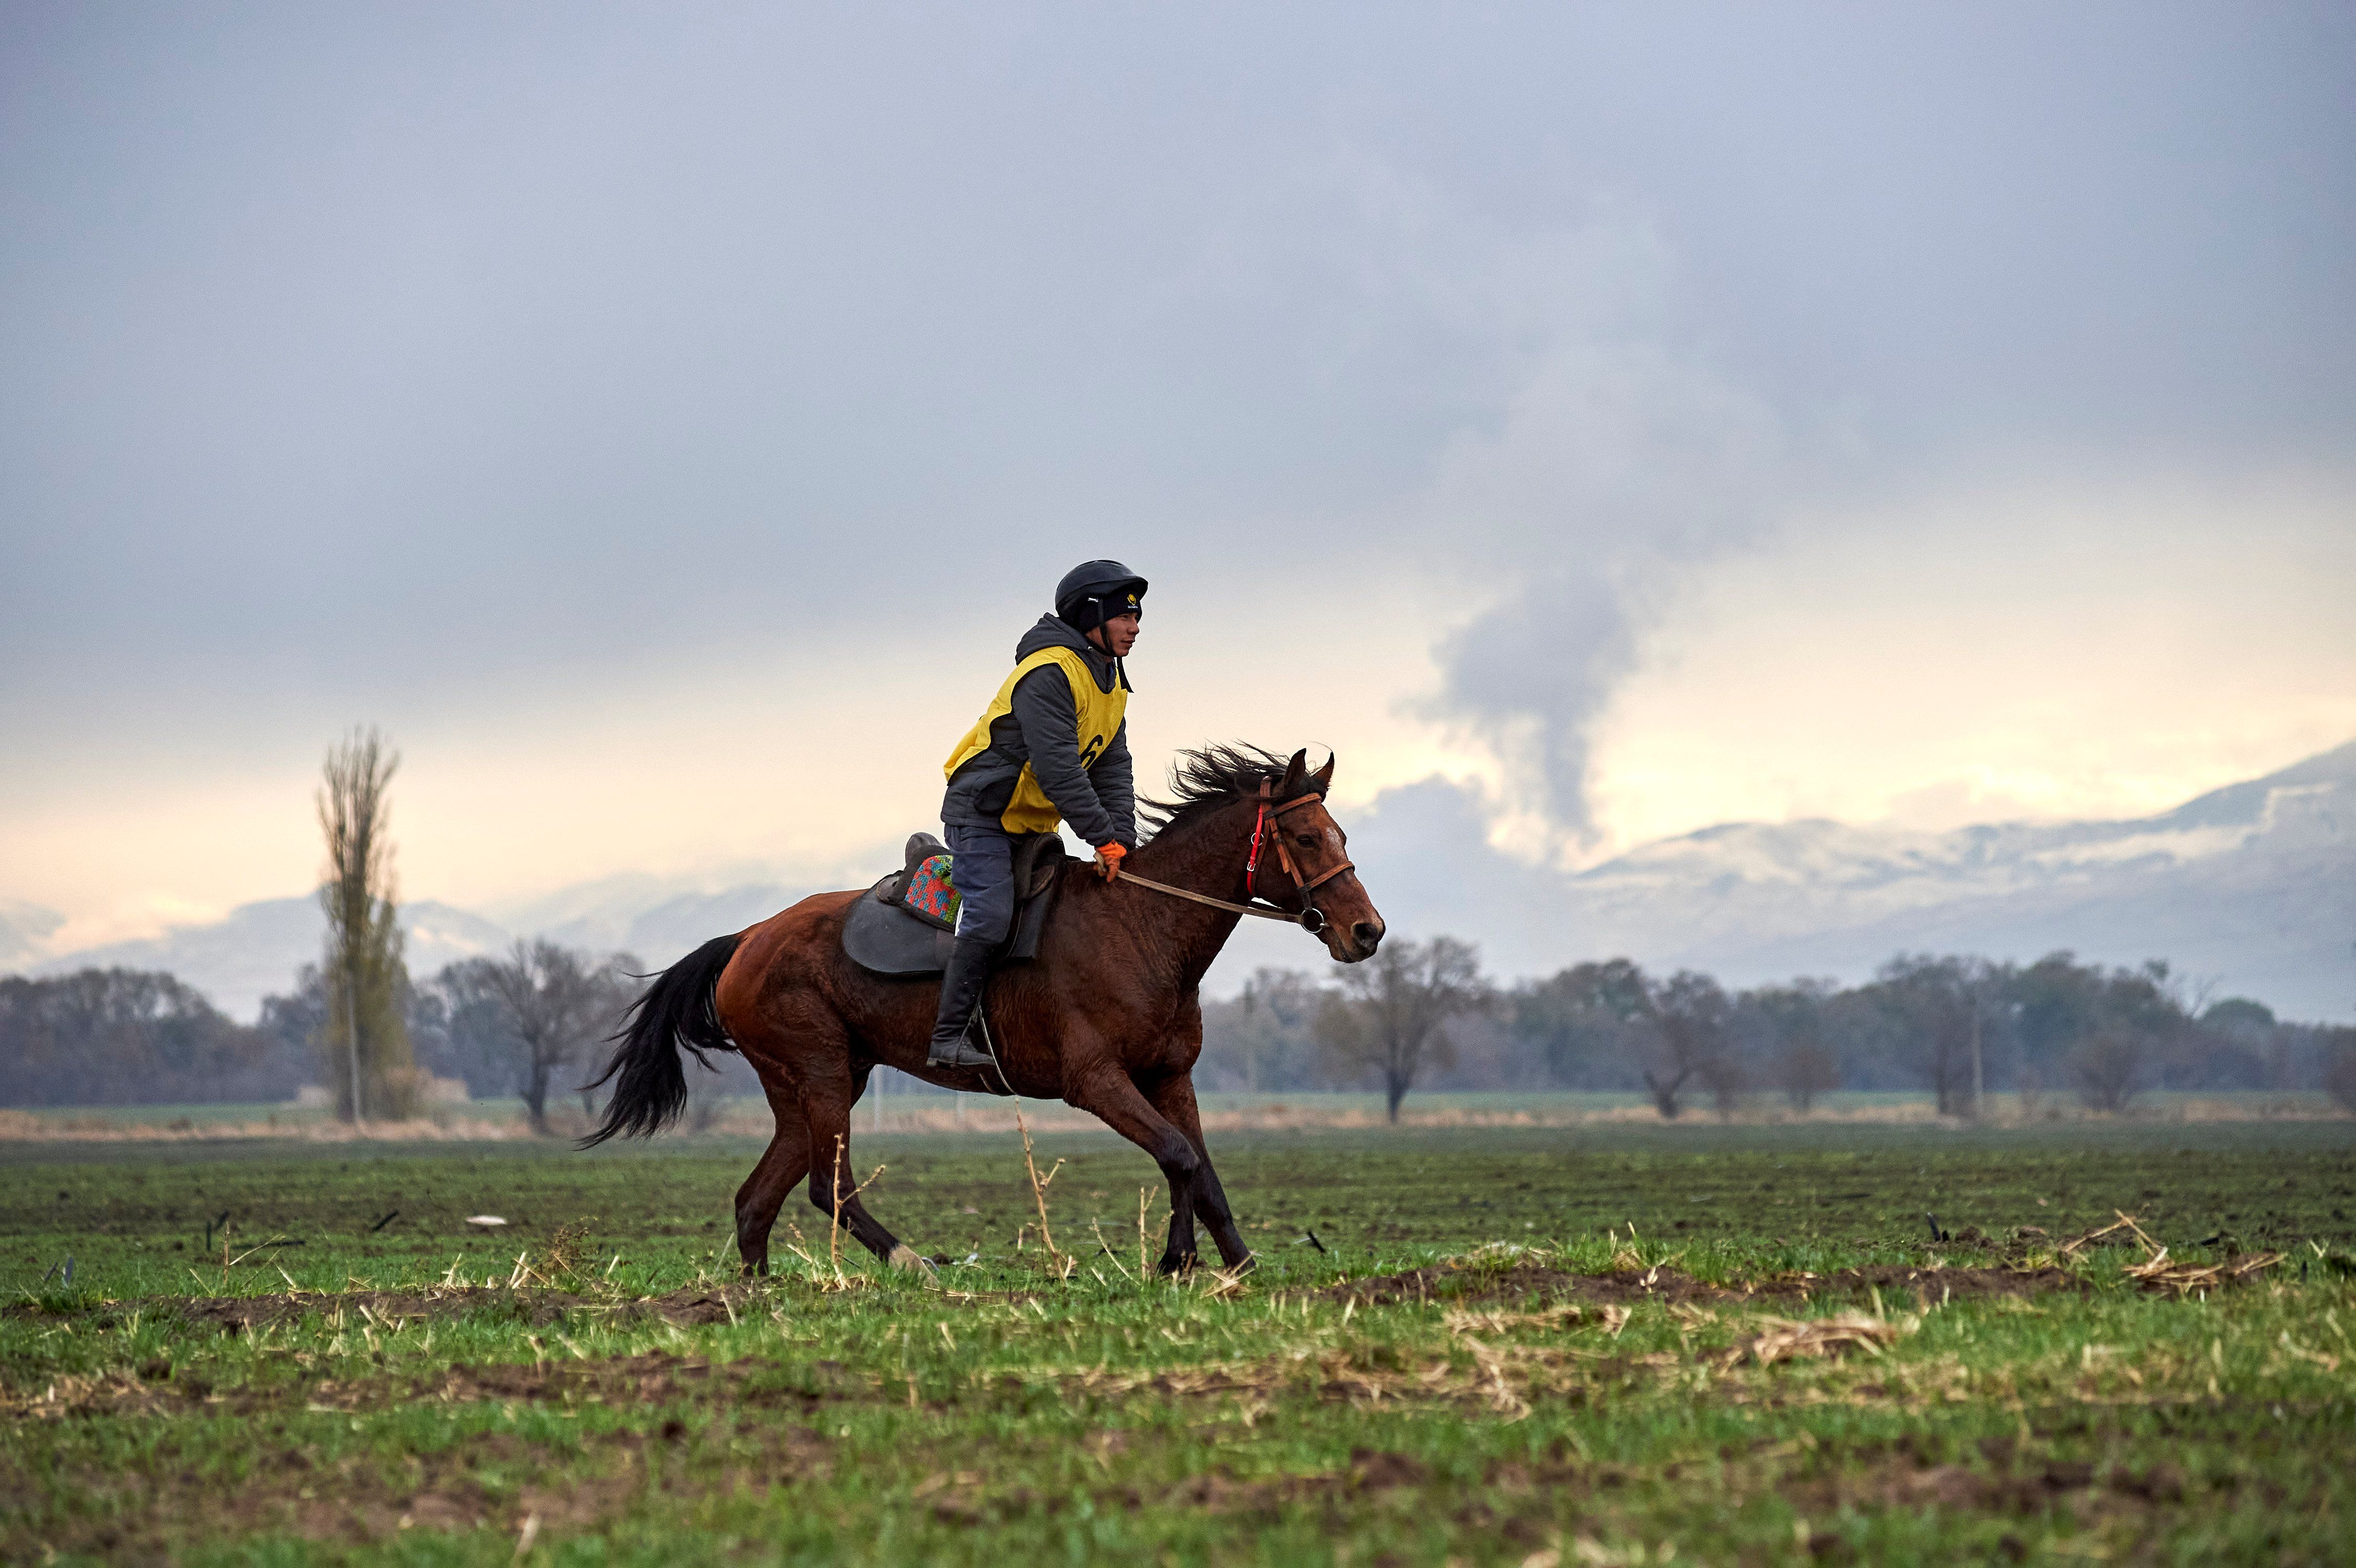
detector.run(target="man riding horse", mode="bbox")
[928,559,1147,1071]
[580,559,1385,1277]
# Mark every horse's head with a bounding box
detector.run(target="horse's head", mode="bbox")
[1264,749,1385,963]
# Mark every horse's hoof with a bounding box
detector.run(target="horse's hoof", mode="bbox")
[888,1244,938,1279]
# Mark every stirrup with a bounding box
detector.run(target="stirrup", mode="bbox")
[927,1033,997,1071]
[927,1003,998,1071]
[931,1010,1013,1093]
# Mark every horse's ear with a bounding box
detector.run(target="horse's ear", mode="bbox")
[1312,751,1336,794]
[1279,748,1310,796]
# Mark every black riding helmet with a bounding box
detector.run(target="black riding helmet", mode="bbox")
[1054,559,1148,634]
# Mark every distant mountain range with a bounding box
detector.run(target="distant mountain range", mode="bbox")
[8,740,2351,1024]
[1330,737,2355,1023]
[11,897,517,1020]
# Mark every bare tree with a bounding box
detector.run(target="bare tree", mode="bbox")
[441,942,636,1134]
[1697,1054,1749,1120]
[1962,964,2013,1119]
[317,729,416,1122]
[2071,1028,2147,1114]
[1316,937,1486,1122]
[2325,1039,2356,1116]
[1775,1042,1841,1113]
[1643,970,1730,1120]
[1869,955,1982,1116]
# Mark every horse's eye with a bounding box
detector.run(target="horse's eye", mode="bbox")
[1297,833,1317,847]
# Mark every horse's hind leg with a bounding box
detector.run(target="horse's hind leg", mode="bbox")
[1146,1074,1253,1270]
[803,1064,930,1274]
[734,1090,811,1277]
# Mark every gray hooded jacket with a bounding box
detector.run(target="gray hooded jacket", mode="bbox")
[941,615,1138,849]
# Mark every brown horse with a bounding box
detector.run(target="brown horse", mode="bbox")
[582,744,1384,1277]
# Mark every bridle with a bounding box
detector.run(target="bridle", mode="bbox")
[1112,781,1357,936]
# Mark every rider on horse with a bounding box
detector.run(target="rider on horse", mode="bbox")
[927,559,1146,1070]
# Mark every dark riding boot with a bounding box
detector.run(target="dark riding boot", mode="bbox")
[926,935,1000,1072]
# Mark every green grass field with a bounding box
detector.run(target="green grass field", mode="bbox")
[5,1120,2354,1564]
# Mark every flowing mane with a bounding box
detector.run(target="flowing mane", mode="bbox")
[1139,743,1315,840]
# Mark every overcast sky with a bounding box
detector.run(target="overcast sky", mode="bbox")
[4,2,2352,951]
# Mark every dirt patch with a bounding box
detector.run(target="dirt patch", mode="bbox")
[393,1350,868,1413]
[1317,1260,1797,1309]
[919,1447,1444,1530]
[169,1282,769,1335]
[1779,1443,2197,1550]
[1,1410,836,1562]
[1318,1259,2088,1312]
[176,1287,581,1332]
[1812,1264,2087,1304]
[7,1340,880,1425]
[1091,1449,1435,1522]
[19,1278,1019,1339]
[0,1280,820,1339]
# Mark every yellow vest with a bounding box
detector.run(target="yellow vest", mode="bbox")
[943,646,1129,835]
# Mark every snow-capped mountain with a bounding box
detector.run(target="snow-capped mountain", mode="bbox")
[480,872,817,962]
[9,741,2352,1023]
[1330,739,2353,1021]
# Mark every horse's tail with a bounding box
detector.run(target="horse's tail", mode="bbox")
[577,933,743,1148]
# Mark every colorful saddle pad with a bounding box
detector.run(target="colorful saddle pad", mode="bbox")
[902,854,960,929]
[842,832,1069,975]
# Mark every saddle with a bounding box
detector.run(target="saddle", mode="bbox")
[839,831,1070,976]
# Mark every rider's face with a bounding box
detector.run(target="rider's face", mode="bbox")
[1092,613,1140,657]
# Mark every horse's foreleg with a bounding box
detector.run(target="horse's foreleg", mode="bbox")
[1068,1069,1205,1274]
[803,1066,929,1274]
[733,1093,810,1277]
[1144,1074,1252,1270]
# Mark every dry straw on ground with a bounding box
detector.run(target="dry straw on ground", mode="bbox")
[1727,1312,1910,1367]
[2059,1209,2285,1295]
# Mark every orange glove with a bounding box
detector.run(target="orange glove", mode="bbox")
[1094,842,1127,880]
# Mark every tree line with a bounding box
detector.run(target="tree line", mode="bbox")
[0,943,647,1129]
[1205,938,2356,1122]
[6,939,2352,1122]
[0,969,310,1108]
[5,732,2351,1125]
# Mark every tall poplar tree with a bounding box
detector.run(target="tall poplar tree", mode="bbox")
[317,728,417,1122]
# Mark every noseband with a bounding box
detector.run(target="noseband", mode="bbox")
[1110,781,1358,936]
[1242,781,1356,934]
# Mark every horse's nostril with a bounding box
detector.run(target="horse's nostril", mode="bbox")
[1353,921,1384,951]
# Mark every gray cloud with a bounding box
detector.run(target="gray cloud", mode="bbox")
[4,3,2349,816]
[1416,317,1798,833]
[1431,573,1642,842]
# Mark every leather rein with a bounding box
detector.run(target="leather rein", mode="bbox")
[1110,782,1355,936]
